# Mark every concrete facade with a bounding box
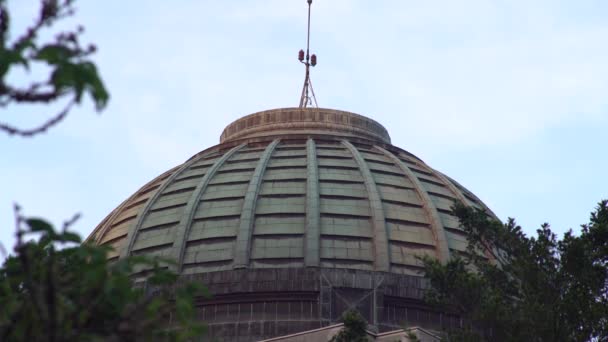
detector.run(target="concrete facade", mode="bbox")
[260,323,442,342]
[87,107,493,341]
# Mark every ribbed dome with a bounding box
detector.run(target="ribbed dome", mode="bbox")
[88,107,498,340]
[87,107,494,276]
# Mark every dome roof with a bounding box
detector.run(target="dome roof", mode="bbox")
[87,107,494,276]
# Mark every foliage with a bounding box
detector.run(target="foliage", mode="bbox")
[0,1,207,341]
[422,200,608,341]
[330,309,369,342]
[406,330,421,342]
[0,0,108,136]
[0,205,207,341]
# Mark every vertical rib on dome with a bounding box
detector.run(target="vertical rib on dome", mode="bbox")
[234,139,281,269]
[170,144,246,272]
[375,146,450,264]
[342,140,391,272]
[430,170,497,262]
[88,166,177,245]
[120,157,203,259]
[305,138,321,267]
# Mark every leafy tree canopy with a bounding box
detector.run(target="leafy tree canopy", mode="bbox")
[0,206,207,341]
[1,1,207,341]
[330,309,369,342]
[422,200,608,341]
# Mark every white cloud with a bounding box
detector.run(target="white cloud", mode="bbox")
[2,1,607,256]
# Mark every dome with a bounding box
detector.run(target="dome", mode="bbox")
[87,107,495,340]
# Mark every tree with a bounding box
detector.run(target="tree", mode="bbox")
[0,205,206,341]
[330,309,369,342]
[0,0,108,137]
[422,200,608,341]
[1,2,207,340]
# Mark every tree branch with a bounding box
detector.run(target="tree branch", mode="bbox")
[0,98,75,137]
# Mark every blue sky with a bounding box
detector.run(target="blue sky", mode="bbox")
[2,1,607,258]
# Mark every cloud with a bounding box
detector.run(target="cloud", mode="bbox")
[299,1,608,151]
[3,1,607,256]
[70,0,608,165]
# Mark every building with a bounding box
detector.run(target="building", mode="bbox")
[260,323,442,342]
[86,107,496,341]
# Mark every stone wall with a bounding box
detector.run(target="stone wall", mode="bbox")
[220,108,391,144]
[166,268,459,341]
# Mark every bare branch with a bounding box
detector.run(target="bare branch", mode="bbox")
[62,212,81,231]
[0,98,75,137]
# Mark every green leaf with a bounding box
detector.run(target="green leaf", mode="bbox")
[59,231,82,243]
[146,297,165,316]
[78,62,109,111]
[51,63,77,91]
[50,61,109,111]
[25,218,54,233]
[35,44,74,65]
[148,267,177,285]
[0,49,29,77]
[3,208,209,340]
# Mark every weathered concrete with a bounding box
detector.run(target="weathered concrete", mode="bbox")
[170,144,245,272]
[120,156,203,259]
[305,138,321,267]
[234,139,281,269]
[220,108,391,144]
[87,107,495,341]
[342,140,391,272]
[259,323,442,342]
[166,267,456,341]
[375,146,451,264]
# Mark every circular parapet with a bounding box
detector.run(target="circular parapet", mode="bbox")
[220,108,391,144]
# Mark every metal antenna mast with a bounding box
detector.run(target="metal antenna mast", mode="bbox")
[298,0,318,108]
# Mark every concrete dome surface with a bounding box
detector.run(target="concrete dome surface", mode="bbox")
[87,107,494,341]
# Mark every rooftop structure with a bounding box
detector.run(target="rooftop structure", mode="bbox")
[87,107,495,341]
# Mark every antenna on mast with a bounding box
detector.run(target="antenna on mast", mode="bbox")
[298,0,318,108]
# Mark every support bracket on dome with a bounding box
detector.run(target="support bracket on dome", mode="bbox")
[298,0,318,108]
